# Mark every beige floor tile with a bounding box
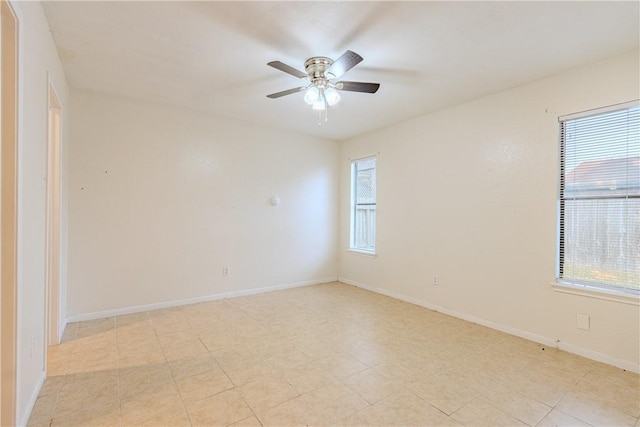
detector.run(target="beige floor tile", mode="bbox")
[117,338,163,357]
[75,317,115,332]
[169,352,219,380]
[71,330,117,354]
[51,399,120,427]
[342,341,392,367]
[118,362,173,397]
[199,329,248,352]
[262,344,311,371]
[334,393,446,427]
[557,391,637,427]
[222,359,279,387]
[60,323,78,343]
[292,383,370,425]
[536,408,592,426]
[115,311,150,328]
[342,367,405,404]
[292,335,346,361]
[281,363,342,395]
[451,399,528,426]
[501,368,571,407]
[229,415,263,427]
[74,317,116,340]
[437,416,466,426]
[162,338,209,362]
[116,331,159,350]
[151,316,191,336]
[54,371,119,418]
[157,328,200,348]
[26,394,57,427]
[54,387,118,420]
[408,372,476,416]
[66,347,118,374]
[29,283,640,427]
[186,389,253,426]
[38,375,65,397]
[258,393,328,426]
[175,366,234,403]
[479,379,553,425]
[313,352,369,379]
[139,407,192,426]
[581,364,640,390]
[120,382,185,426]
[210,342,262,368]
[187,317,229,336]
[47,352,71,376]
[238,374,300,415]
[374,358,426,384]
[572,372,640,417]
[118,350,167,369]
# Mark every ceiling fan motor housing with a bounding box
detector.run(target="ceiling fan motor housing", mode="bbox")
[304,57,335,85]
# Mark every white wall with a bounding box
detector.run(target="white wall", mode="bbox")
[339,51,640,370]
[12,1,69,424]
[67,90,338,318]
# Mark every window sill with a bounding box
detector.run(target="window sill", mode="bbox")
[348,249,377,258]
[552,281,639,306]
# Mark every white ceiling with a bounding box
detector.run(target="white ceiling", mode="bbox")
[42,1,639,141]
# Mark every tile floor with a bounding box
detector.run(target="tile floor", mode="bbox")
[27,282,639,427]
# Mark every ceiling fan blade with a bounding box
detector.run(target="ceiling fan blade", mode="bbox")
[327,50,363,79]
[266,87,305,99]
[267,61,308,79]
[336,81,380,94]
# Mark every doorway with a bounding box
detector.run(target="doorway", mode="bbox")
[46,85,62,346]
[0,0,19,425]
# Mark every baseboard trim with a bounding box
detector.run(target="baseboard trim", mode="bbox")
[19,371,45,427]
[338,277,640,374]
[66,276,338,323]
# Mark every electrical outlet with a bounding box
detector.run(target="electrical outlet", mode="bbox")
[222,267,229,277]
[432,276,438,286]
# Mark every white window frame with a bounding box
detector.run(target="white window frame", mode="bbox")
[555,100,640,301]
[349,156,377,255]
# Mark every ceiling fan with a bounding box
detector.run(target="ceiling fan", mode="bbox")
[266,50,380,121]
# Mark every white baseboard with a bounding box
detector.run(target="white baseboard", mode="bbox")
[66,276,338,323]
[19,371,45,427]
[338,277,640,374]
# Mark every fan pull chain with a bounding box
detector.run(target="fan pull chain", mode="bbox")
[325,97,329,122]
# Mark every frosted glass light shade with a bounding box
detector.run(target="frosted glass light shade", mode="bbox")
[304,86,319,105]
[325,87,340,106]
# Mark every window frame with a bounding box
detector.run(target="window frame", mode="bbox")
[556,100,640,299]
[349,156,377,255]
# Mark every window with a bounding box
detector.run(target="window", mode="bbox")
[558,102,639,295]
[350,157,377,253]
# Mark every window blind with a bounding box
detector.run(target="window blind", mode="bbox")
[351,158,377,252]
[559,102,640,294]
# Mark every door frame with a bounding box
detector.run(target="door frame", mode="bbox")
[0,0,19,425]
[45,82,62,347]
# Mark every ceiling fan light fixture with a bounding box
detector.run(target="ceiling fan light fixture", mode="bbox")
[312,97,326,111]
[266,50,379,123]
[304,86,320,105]
[324,87,340,106]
